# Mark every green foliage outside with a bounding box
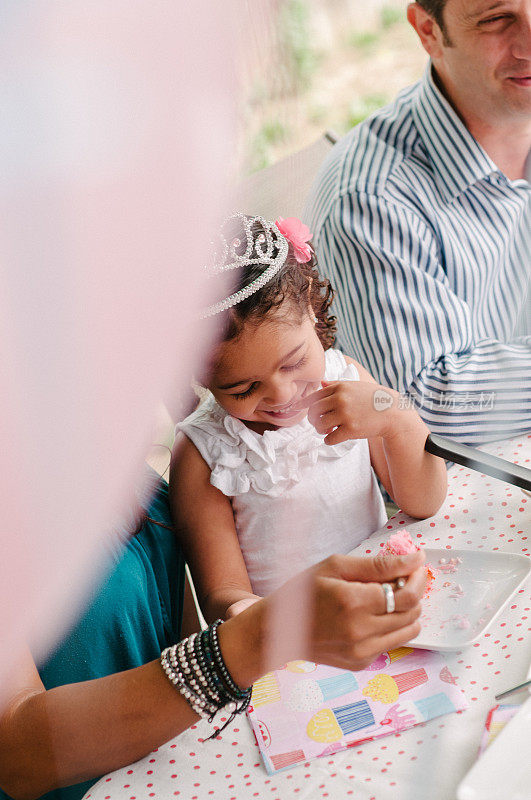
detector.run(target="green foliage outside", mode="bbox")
[244,1,424,173]
[380,4,403,29]
[347,30,380,52]
[249,120,290,173]
[347,93,390,128]
[279,0,320,93]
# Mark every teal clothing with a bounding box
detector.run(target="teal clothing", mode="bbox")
[0,479,185,800]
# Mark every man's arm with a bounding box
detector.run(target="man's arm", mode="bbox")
[315,194,531,444]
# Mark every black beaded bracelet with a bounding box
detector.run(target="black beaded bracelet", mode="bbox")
[209,619,252,701]
[160,620,253,736]
[195,628,225,705]
[200,627,227,698]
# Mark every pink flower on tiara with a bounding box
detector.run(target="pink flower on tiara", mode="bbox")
[275,217,313,263]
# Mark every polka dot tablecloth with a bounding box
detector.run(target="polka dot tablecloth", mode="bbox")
[84,435,531,800]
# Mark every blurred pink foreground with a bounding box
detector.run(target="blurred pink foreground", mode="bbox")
[0,0,238,700]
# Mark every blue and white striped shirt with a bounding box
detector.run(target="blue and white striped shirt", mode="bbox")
[305,65,531,444]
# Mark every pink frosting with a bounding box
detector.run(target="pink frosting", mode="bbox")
[383,530,419,556]
[380,529,435,599]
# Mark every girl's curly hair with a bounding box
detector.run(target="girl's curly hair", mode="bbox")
[220,218,336,349]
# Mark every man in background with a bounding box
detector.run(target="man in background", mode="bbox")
[306,0,531,443]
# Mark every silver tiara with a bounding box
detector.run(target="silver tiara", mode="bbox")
[200,213,289,319]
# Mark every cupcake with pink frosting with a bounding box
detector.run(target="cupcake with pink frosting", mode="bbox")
[382,530,419,556]
[379,530,435,596]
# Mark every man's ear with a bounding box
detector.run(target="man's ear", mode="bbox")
[407,3,446,59]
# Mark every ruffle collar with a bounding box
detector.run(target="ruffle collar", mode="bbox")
[187,360,360,498]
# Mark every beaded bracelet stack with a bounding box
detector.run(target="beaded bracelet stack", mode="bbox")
[160,619,252,735]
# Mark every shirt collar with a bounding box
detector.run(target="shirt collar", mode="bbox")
[413,63,499,202]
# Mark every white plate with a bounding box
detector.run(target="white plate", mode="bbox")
[409,548,531,651]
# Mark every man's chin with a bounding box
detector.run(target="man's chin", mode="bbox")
[501,79,531,109]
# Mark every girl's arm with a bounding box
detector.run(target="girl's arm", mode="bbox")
[169,435,261,622]
[299,357,447,518]
[352,360,447,518]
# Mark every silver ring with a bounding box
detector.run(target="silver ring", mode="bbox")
[396,577,406,590]
[381,582,395,613]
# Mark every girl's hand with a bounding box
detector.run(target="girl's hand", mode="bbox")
[293,369,447,519]
[295,380,417,445]
[226,596,262,618]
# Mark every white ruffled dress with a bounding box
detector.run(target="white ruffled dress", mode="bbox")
[177,349,387,596]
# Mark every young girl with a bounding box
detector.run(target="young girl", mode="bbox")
[170,214,447,622]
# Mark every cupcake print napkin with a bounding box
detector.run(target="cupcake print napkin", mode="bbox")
[247,647,468,774]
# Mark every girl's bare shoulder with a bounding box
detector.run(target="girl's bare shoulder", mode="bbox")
[342,354,377,384]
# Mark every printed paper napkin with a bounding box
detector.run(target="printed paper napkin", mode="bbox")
[478,701,522,755]
[247,647,468,773]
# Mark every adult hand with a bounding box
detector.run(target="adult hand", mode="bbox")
[266,549,426,672]
[219,550,425,689]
